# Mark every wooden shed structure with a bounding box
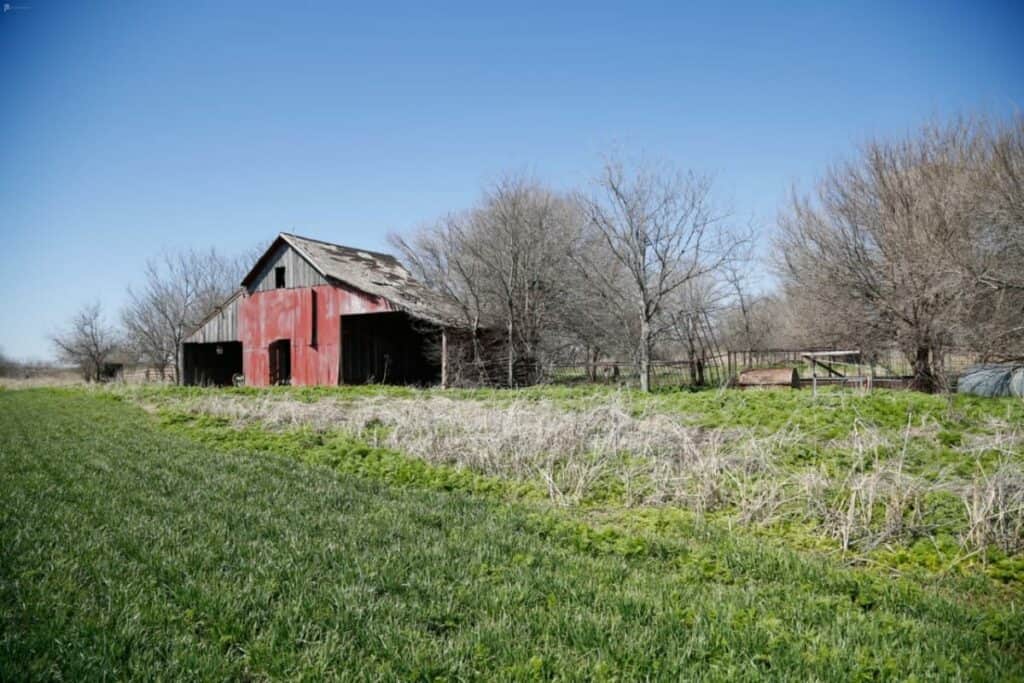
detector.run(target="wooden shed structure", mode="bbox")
[101,350,173,384]
[180,233,462,387]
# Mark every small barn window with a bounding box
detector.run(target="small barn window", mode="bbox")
[310,290,318,347]
[275,266,286,289]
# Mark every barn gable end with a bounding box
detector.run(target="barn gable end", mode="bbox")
[245,241,328,293]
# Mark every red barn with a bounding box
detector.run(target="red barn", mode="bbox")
[181,233,460,387]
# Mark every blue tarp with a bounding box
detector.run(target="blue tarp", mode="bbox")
[957,364,1024,398]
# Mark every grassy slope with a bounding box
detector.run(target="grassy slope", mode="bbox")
[1,389,1022,680]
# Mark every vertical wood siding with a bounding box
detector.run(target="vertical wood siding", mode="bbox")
[186,292,241,343]
[248,243,327,293]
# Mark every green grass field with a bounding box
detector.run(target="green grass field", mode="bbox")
[2,387,1023,679]
[133,383,1024,584]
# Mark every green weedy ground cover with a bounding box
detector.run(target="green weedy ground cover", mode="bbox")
[126,380,1024,441]
[129,383,1024,585]
[1,389,1023,679]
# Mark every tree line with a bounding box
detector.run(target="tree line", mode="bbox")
[775,116,1024,390]
[391,157,749,391]
[50,114,1024,392]
[394,115,1023,392]
[51,248,258,383]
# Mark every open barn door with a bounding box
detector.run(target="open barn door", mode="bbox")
[269,339,291,385]
[181,342,243,386]
[340,312,440,385]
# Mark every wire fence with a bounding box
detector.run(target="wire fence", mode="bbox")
[543,348,987,390]
[724,348,984,379]
[546,359,728,390]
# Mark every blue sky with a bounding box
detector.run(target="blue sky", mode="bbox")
[1,1,1021,361]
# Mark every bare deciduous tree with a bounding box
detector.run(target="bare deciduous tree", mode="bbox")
[774,116,1024,391]
[662,275,728,386]
[468,177,579,385]
[52,302,119,382]
[575,156,742,392]
[392,212,494,383]
[717,251,778,354]
[392,175,580,386]
[553,230,633,378]
[953,116,1024,360]
[121,247,257,383]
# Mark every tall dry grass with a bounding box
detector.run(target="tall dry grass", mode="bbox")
[0,371,84,389]
[150,390,1024,558]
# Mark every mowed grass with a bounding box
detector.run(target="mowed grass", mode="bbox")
[1,390,1023,680]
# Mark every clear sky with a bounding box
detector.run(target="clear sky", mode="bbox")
[1,1,1021,361]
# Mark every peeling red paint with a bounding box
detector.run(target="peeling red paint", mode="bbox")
[240,285,393,386]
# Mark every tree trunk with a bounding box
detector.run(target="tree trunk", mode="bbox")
[440,328,449,390]
[470,319,486,385]
[910,346,936,393]
[586,347,599,382]
[687,329,700,386]
[639,318,651,393]
[507,317,515,388]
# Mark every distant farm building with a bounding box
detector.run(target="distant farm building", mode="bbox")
[181,233,461,387]
[102,350,172,384]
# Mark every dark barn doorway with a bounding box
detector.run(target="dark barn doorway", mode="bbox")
[341,312,440,385]
[269,339,292,385]
[181,342,243,386]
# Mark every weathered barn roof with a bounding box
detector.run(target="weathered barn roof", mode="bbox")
[242,233,463,326]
